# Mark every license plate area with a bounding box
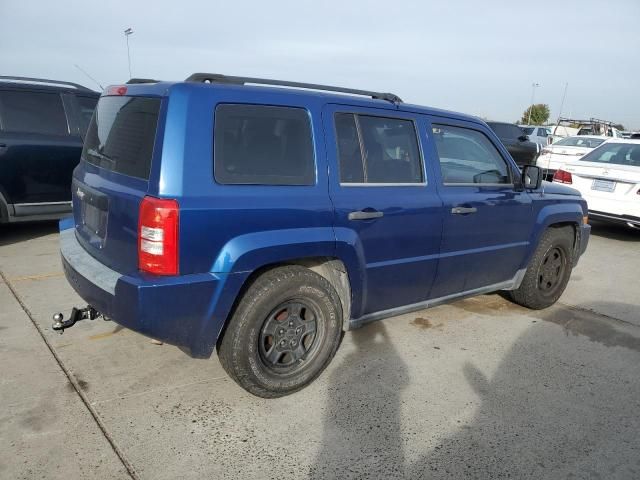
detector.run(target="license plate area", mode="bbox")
[591,179,616,192]
[74,180,110,243]
[82,202,108,238]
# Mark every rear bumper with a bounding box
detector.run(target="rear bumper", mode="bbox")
[60,227,234,358]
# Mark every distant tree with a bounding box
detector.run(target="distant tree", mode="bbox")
[613,123,625,131]
[519,104,550,125]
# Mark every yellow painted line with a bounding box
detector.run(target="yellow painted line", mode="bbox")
[10,272,64,282]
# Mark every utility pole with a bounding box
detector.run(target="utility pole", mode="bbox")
[124,28,134,79]
[527,82,540,124]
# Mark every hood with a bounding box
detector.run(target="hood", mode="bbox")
[539,180,580,196]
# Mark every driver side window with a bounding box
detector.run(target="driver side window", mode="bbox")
[432,124,511,185]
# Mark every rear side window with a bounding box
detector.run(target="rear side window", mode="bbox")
[432,124,511,185]
[334,113,423,184]
[214,104,315,185]
[83,96,161,179]
[76,96,98,136]
[0,90,68,135]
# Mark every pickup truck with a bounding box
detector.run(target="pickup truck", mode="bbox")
[55,74,590,398]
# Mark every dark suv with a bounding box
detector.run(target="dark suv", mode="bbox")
[487,121,540,168]
[55,74,590,398]
[0,76,99,223]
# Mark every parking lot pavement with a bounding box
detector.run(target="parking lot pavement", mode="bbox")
[1,221,639,479]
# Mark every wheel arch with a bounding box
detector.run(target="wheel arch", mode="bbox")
[213,256,355,352]
[524,204,583,269]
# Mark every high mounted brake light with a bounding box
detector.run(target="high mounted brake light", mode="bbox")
[105,85,127,96]
[138,196,179,275]
[553,169,573,184]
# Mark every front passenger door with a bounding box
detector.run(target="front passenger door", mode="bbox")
[429,121,533,298]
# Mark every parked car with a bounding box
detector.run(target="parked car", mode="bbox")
[486,121,539,167]
[0,76,99,223]
[536,135,607,178]
[553,139,640,230]
[519,125,551,147]
[54,73,590,398]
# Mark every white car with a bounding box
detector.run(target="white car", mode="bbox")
[537,135,607,177]
[519,125,552,147]
[553,139,640,229]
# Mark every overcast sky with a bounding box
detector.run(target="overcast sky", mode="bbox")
[1,0,639,128]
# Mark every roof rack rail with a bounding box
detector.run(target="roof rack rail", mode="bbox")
[185,72,403,104]
[126,78,160,84]
[0,75,92,91]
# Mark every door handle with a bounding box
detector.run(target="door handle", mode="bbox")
[348,210,384,221]
[451,206,477,215]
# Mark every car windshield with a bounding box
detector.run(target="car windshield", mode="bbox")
[580,142,640,166]
[554,137,605,148]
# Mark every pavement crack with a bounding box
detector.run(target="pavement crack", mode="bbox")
[0,269,139,480]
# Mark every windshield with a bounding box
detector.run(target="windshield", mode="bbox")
[581,142,640,166]
[554,137,605,148]
[522,127,534,135]
[83,96,161,179]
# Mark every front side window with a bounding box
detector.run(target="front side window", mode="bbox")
[334,113,423,184]
[0,90,68,135]
[581,143,640,167]
[214,104,315,185]
[432,124,511,185]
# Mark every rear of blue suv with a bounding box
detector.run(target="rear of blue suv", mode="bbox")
[59,75,589,398]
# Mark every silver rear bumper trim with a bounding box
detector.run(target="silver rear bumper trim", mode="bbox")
[60,229,121,295]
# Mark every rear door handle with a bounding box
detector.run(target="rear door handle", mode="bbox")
[348,210,384,221]
[451,206,477,215]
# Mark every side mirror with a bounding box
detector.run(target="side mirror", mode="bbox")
[522,165,543,189]
[518,135,529,142]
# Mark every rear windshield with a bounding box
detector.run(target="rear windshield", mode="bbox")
[555,136,605,148]
[83,96,161,179]
[488,123,523,139]
[581,142,640,167]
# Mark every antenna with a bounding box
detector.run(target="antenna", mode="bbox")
[74,64,104,90]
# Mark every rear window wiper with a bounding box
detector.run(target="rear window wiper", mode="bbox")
[86,148,116,168]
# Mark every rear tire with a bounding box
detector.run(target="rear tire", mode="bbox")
[509,226,574,310]
[218,265,342,398]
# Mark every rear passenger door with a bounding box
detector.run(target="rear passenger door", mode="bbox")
[428,120,533,298]
[0,88,81,207]
[323,104,443,319]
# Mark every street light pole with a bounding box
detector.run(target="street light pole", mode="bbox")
[124,28,134,79]
[527,82,540,125]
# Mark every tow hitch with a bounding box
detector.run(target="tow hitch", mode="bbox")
[52,306,100,334]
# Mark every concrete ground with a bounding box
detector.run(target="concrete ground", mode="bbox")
[0,220,639,479]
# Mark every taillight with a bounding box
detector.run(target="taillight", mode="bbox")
[138,196,179,275]
[553,169,573,184]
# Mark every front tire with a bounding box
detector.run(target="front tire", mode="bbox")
[218,266,342,398]
[509,226,574,310]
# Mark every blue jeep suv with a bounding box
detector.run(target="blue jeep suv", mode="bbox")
[57,73,590,397]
